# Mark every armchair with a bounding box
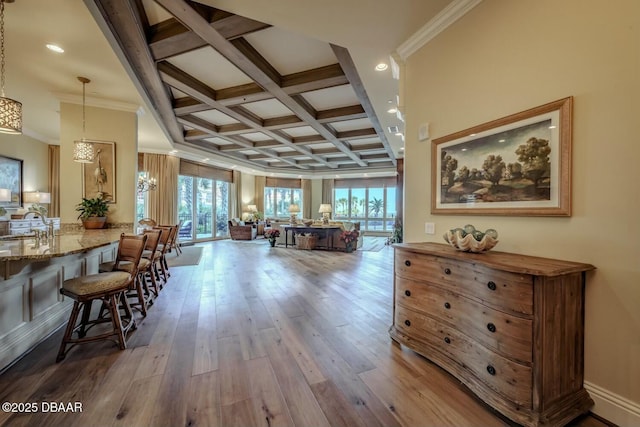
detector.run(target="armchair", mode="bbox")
[228,219,257,240]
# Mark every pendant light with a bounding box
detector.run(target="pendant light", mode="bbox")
[73,76,94,163]
[0,0,22,135]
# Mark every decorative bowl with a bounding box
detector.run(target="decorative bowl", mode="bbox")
[302,219,313,226]
[443,228,498,253]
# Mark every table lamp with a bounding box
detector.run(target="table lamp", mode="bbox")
[318,204,332,224]
[288,203,300,225]
[248,204,258,221]
[23,191,51,216]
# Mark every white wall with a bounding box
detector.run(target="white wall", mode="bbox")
[402,0,639,423]
[59,103,138,225]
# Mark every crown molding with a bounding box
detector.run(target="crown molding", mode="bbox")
[396,0,482,61]
[53,92,144,115]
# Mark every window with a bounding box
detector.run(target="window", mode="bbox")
[178,175,230,241]
[264,187,302,218]
[333,178,397,233]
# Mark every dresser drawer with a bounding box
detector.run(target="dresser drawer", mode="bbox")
[394,305,532,408]
[396,276,532,363]
[395,251,533,315]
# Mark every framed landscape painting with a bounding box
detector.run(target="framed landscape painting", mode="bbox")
[0,155,23,208]
[431,97,572,216]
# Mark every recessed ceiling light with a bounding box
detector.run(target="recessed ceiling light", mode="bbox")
[399,147,405,151]
[549,125,557,129]
[46,44,64,53]
[375,63,388,71]
[387,107,397,114]
[203,158,209,161]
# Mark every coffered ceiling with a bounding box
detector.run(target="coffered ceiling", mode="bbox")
[4,0,467,177]
[91,0,399,174]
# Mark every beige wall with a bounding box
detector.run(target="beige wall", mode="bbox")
[402,0,639,420]
[0,133,49,214]
[59,103,138,225]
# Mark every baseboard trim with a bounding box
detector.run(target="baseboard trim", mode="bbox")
[585,381,640,426]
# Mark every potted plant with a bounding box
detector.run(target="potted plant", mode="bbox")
[340,229,359,253]
[76,196,109,229]
[264,228,280,247]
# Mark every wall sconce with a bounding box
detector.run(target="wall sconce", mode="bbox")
[137,175,157,192]
[318,203,332,224]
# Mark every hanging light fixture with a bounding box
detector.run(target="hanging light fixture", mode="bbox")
[73,76,94,163]
[0,0,22,134]
[137,175,157,193]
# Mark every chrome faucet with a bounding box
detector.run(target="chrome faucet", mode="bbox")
[26,212,55,239]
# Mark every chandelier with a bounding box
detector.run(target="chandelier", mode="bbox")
[73,77,94,163]
[137,175,157,192]
[0,0,22,134]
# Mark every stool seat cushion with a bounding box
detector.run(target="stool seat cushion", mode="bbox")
[62,271,131,296]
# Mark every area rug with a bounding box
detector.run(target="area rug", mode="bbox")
[166,246,203,267]
[360,236,387,252]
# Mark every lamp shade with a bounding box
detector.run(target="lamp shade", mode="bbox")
[248,204,257,212]
[288,204,300,213]
[73,139,94,163]
[24,191,51,204]
[318,204,332,213]
[0,188,11,202]
[0,97,22,134]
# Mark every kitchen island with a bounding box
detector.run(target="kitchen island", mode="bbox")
[0,229,126,372]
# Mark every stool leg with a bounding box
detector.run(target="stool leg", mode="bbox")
[107,293,127,350]
[78,300,93,338]
[133,274,148,316]
[146,266,159,297]
[56,301,82,362]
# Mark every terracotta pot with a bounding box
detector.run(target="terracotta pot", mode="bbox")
[82,217,107,229]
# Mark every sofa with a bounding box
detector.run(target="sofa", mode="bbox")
[267,219,362,250]
[228,218,257,240]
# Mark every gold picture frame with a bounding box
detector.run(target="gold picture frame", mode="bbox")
[431,97,572,216]
[82,140,116,202]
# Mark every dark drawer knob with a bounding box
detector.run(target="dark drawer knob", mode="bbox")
[405,260,411,267]
[444,268,451,275]
[487,323,496,333]
[487,365,496,376]
[487,281,497,291]
[444,302,451,309]
[404,320,411,327]
[404,290,411,297]
[444,337,451,344]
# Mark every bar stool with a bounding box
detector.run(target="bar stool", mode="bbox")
[153,226,174,283]
[56,233,147,362]
[57,233,147,361]
[141,228,162,297]
[99,234,154,316]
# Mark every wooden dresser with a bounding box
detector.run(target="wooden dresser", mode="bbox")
[389,243,595,427]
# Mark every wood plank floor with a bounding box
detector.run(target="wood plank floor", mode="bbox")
[0,239,612,427]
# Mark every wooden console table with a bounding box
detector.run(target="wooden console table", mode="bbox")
[283,225,341,249]
[389,242,595,427]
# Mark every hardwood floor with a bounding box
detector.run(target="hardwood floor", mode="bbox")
[0,239,611,427]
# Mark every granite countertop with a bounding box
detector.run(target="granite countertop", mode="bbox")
[0,229,128,261]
